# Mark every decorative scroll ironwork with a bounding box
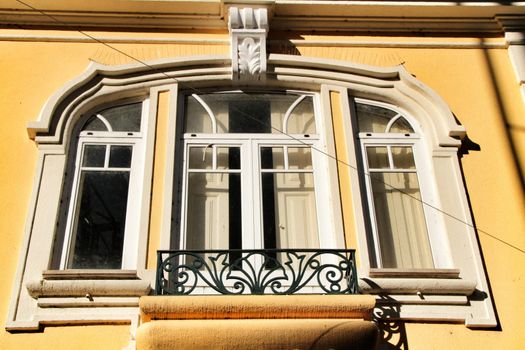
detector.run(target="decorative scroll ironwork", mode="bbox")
[156,249,357,295]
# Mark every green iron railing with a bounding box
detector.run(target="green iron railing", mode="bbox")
[156,249,357,295]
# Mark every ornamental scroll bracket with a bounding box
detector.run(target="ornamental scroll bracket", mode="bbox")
[228,7,269,81]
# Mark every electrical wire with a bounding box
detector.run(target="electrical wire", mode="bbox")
[12,0,525,256]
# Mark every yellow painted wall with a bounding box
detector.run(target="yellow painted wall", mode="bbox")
[0,29,524,349]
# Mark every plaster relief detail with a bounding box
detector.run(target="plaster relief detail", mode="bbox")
[238,37,262,76]
[228,7,268,81]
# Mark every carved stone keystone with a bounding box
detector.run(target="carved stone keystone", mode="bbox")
[229,7,268,81]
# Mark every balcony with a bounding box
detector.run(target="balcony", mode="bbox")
[155,248,358,295]
[137,249,377,349]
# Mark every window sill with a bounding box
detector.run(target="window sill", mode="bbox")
[360,268,474,295]
[357,269,492,327]
[42,269,140,280]
[26,270,151,301]
[368,268,460,279]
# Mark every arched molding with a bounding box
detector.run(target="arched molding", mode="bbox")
[10,52,496,332]
[28,55,232,146]
[28,54,465,151]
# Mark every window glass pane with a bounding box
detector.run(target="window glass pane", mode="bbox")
[227,96,272,133]
[188,147,213,169]
[185,95,213,133]
[366,146,389,169]
[286,97,316,134]
[260,147,285,169]
[370,172,433,269]
[184,93,313,134]
[109,145,133,168]
[356,103,398,133]
[217,147,240,170]
[69,171,130,269]
[262,173,319,249]
[392,146,416,169]
[389,117,414,133]
[82,116,108,131]
[288,147,312,170]
[98,103,142,132]
[186,173,241,250]
[82,145,106,167]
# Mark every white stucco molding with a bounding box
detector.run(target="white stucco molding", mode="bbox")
[28,54,464,149]
[505,32,525,102]
[3,0,525,32]
[268,54,465,148]
[12,54,489,332]
[228,7,269,81]
[27,55,232,146]
[27,279,151,298]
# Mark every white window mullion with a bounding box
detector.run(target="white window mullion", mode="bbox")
[362,143,384,267]
[60,141,87,269]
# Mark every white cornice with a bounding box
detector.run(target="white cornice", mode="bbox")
[0,0,524,33]
[0,33,508,48]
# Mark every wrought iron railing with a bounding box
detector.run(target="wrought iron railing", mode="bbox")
[156,249,357,295]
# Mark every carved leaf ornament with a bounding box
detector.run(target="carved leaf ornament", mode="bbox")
[238,37,261,76]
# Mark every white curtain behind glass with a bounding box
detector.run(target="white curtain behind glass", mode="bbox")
[359,103,434,269]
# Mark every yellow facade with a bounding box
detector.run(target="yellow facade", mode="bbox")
[1,1,524,349]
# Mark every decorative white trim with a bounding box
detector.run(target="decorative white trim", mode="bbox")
[229,7,268,81]
[2,0,525,32]
[10,54,494,332]
[27,54,464,148]
[506,32,525,102]
[0,33,510,49]
[26,280,151,298]
[359,277,476,295]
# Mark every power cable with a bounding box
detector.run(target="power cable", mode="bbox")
[12,0,525,256]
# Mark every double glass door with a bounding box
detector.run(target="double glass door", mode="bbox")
[181,137,320,252]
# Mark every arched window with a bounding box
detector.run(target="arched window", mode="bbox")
[58,101,148,269]
[356,100,434,269]
[8,56,494,331]
[181,91,338,253]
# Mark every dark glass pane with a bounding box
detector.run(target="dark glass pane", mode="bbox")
[260,147,284,169]
[261,173,277,250]
[185,93,307,134]
[184,96,213,133]
[217,147,240,170]
[366,146,389,169]
[287,97,316,134]
[98,103,142,132]
[356,103,398,133]
[82,115,108,131]
[82,145,106,167]
[288,147,312,170]
[389,117,414,133]
[109,145,133,168]
[188,146,213,169]
[392,146,416,169]
[69,171,130,269]
[229,99,271,133]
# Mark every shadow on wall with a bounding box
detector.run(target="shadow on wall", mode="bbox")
[269,39,301,56]
[480,35,525,197]
[374,295,409,350]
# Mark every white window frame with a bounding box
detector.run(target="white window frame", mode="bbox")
[7,55,496,332]
[60,138,142,269]
[179,91,343,252]
[60,100,149,270]
[355,99,452,269]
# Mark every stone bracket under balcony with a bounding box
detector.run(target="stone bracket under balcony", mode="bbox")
[136,294,378,349]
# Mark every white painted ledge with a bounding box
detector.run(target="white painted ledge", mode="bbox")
[26,279,151,298]
[359,277,477,295]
